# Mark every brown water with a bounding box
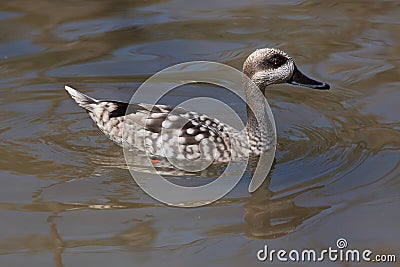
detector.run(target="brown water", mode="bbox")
[0,1,399,266]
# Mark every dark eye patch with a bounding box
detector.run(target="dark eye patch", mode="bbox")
[266,54,287,68]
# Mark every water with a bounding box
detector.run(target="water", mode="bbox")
[1,1,399,266]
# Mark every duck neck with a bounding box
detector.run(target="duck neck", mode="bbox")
[243,78,271,140]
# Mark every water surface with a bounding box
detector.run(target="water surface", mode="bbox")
[0,1,399,266]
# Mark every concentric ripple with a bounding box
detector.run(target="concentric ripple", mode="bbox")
[270,99,375,196]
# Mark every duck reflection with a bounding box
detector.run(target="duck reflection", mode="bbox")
[243,177,329,239]
[90,150,330,240]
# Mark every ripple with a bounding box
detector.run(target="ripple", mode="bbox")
[270,101,373,196]
[0,0,399,263]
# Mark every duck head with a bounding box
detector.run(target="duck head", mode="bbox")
[243,48,330,91]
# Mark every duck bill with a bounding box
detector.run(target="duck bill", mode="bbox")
[287,66,330,90]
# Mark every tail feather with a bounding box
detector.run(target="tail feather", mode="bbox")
[65,85,97,111]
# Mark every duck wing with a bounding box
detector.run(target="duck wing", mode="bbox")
[65,86,233,161]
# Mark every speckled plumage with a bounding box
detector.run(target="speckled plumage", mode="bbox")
[65,48,329,163]
[65,86,246,162]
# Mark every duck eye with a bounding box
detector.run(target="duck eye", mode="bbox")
[268,54,287,68]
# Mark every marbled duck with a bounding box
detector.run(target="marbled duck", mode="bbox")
[65,48,329,162]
